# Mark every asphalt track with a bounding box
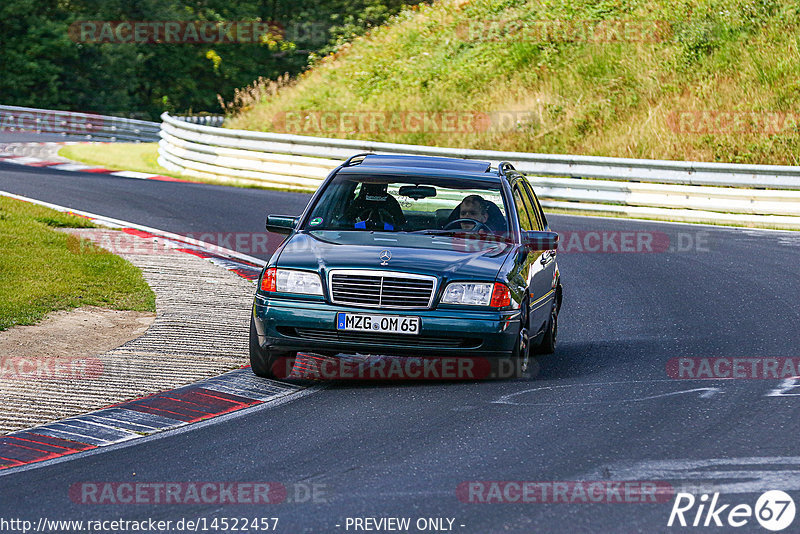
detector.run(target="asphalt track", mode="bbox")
[2,160,800,533]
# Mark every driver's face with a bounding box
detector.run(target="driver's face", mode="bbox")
[459,201,488,230]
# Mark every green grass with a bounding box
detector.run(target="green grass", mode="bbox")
[58,143,284,190]
[58,143,182,179]
[225,0,800,166]
[0,197,156,331]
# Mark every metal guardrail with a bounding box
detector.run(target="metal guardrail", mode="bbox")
[0,105,161,142]
[0,106,223,142]
[176,115,225,127]
[155,111,798,229]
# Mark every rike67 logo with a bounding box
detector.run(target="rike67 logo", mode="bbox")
[668,491,796,531]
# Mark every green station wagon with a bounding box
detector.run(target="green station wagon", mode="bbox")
[250,154,562,379]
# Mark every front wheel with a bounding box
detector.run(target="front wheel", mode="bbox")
[493,301,530,379]
[249,315,296,379]
[516,299,532,374]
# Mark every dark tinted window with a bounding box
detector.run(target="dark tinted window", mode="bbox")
[521,180,545,230]
[512,185,534,232]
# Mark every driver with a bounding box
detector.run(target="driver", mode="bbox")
[457,195,489,231]
[345,182,406,230]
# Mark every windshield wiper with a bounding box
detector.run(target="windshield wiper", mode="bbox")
[410,229,501,239]
[407,229,512,243]
[409,229,462,236]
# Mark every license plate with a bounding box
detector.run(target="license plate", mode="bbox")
[336,312,420,335]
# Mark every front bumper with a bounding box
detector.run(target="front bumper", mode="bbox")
[253,295,520,358]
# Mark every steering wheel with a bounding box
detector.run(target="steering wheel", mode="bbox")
[444,218,492,234]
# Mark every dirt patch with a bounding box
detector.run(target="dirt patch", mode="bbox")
[0,306,155,359]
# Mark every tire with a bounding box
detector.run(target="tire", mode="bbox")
[516,298,531,374]
[249,315,296,379]
[491,335,521,380]
[534,305,558,355]
[493,300,529,379]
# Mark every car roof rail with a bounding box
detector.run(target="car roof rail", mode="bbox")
[497,161,516,177]
[342,153,374,167]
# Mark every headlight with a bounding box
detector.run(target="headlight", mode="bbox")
[277,269,323,295]
[261,268,323,296]
[441,282,511,307]
[441,282,494,306]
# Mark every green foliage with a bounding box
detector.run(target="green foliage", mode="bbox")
[226,0,800,166]
[327,0,423,50]
[0,0,421,119]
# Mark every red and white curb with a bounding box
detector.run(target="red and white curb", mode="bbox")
[0,191,265,280]
[0,142,194,183]
[0,368,304,471]
[0,192,305,472]
[0,193,396,472]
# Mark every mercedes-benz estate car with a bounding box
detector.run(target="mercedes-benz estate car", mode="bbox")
[250,154,562,379]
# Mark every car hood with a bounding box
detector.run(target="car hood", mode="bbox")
[276,231,514,281]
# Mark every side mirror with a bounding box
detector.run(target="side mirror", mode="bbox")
[266,215,299,234]
[522,230,558,251]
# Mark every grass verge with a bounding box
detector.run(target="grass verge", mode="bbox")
[225,0,800,166]
[58,143,182,179]
[58,143,283,190]
[0,196,156,331]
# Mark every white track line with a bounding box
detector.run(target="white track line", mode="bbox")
[0,190,266,267]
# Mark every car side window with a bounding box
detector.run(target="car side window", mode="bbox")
[521,180,545,231]
[513,185,534,232]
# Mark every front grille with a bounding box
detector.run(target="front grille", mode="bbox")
[283,327,480,349]
[329,270,436,309]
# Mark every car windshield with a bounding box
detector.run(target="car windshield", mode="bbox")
[304,174,509,236]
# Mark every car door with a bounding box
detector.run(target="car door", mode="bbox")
[509,181,543,335]
[521,179,557,334]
